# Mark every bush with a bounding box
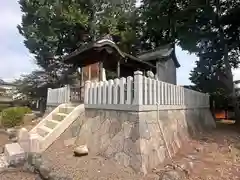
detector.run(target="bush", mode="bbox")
[0,106,32,128]
[0,104,10,112]
[17,106,32,115]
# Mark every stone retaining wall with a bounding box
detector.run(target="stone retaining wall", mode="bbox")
[75,107,215,174]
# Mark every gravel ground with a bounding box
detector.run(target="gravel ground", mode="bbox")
[0,170,36,180]
[151,121,240,180]
[43,121,240,180]
[1,120,240,180]
[43,138,142,180]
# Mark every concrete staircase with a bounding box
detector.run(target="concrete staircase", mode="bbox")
[29,103,85,153]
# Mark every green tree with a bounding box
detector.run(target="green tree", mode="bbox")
[18,0,138,94]
[18,0,93,84]
[140,0,240,119]
[18,0,137,69]
[93,0,138,54]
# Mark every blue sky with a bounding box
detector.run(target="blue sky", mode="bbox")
[1,1,239,85]
[0,1,38,82]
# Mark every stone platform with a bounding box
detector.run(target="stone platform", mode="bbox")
[4,143,25,165]
[70,107,216,174]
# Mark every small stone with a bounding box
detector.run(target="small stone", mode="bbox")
[74,145,88,157]
[39,163,51,179]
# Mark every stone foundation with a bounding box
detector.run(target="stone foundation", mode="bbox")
[71,107,215,174]
[138,108,215,173]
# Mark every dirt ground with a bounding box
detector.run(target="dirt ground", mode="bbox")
[151,120,240,180]
[43,120,240,180]
[1,120,240,180]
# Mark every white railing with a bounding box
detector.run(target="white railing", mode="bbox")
[47,85,71,106]
[85,71,209,108]
[85,76,134,105]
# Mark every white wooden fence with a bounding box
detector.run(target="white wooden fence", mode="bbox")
[47,85,70,106]
[84,71,209,107]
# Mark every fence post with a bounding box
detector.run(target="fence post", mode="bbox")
[93,82,98,104]
[148,78,152,105]
[133,71,143,105]
[126,76,133,104]
[89,83,93,104]
[113,79,120,104]
[206,93,210,107]
[98,81,103,104]
[107,80,114,104]
[119,77,126,104]
[153,79,157,105]
[47,88,51,105]
[173,86,176,105]
[143,76,148,105]
[84,81,91,104]
[66,85,70,103]
[103,81,108,104]
[157,81,160,104]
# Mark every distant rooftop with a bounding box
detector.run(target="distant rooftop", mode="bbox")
[137,44,180,68]
[0,79,16,87]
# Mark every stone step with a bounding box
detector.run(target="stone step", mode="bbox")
[36,126,52,137]
[29,103,84,153]
[52,113,68,122]
[58,107,75,114]
[45,119,60,129]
